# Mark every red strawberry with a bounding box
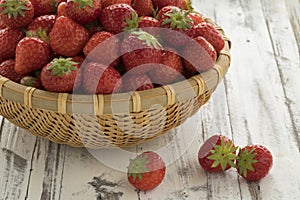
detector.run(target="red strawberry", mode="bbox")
[159,6,195,47]
[63,0,102,25]
[121,30,163,74]
[182,36,217,73]
[50,16,89,56]
[101,0,131,8]
[41,57,82,92]
[83,31,120,67]
[20,76,44,89]
[15,37,51,75]
[127,151,166,191]
[83,62,122,94]
[0,0,34,29]
[26,15,57,42]
[188,12,204,26]
[122,74,154,92]
[236,145,273,182]
[30,0,59,17]
[0,28,24,63]
[132,0,153,16]
[194,22,225,54]
[0,59,25,82]
[152,0,186,10]
[100,3,137,34]
[198,135,238,172]
[138,16,160,36]
[147,48,183,85]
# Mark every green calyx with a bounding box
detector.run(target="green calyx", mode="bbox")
[127,154,150,182]
[73,0,93,8]
[132,30,162,49]
[26,28,50,43]
[0,0,30,19]
[236,148,258,178]
[162,9,192,30]
[207,138,239,171]
[47,58,78,78]
[124,13,142,32]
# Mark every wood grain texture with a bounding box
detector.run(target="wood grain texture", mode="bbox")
[0,0,300,199]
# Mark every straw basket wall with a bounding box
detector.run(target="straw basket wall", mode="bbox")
[0,17,231,148]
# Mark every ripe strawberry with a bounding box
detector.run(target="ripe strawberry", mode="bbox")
[30,0,59,17]
[0,0,34,28]
[132,0,153,16]
[182,36,217,73]
[20,76,44,89]
[138,16,160,36]
[236,145,273,182]
[15,37,51,75]
[147,48,183,85]
[0,28,24,63]
[83,31,120,67]
[159,6,196,47]
[41,57,82,92]
[83,62,122,94]
[152,0,184,10]
[188,12,204,26]
[121,30,163,74]
[26,15,57,42]
[0,59,25,82]
[101,0,131,8]
[63,0,102,25]
[194,22,225,54]
[100,3,137,34]
[198,135,238,172]
[122,74,154,92]
[127,151,166,191]
[50,16,89,56]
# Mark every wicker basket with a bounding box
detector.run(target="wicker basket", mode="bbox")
[0,17,231,148]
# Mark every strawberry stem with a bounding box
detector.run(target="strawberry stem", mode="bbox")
[72,0,93,8]
[127,154,150,182]
[236,148,258,178]
[124,13,141,31]
[131,30,162,49]
[0,0,30,19]
[162,9,192,30]
[207,137,239,171]
[47,58,78,78]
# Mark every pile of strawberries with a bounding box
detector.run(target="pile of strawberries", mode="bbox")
[0,0,225,94]
[127,135,273,191]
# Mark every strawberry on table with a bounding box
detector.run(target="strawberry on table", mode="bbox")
[100,3,137,34]
[83,62,122,94]
[132,0,153,17]
[182,36,217,73]
[122,73,154,92]
[50,16,89,57]
[41,57,82,92]
[127,151,166,191]
[236,145,273,182]
[198,135,238,172]
[63,0,102,25]
[147,48,183,85]
[159,6,196,47]
[0,28,24,63]
[0,59,25,83]
[15,36,51,75]
[0,0,34,29]
[121,30,163,74]
[194,22,225,54]
[101,0,131,8]
[83,31,120,67]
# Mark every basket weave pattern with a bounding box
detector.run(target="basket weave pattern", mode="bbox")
[0,18,231,148]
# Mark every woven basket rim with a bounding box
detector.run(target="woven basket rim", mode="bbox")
[0,17,231,115]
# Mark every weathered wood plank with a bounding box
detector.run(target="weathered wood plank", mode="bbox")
[211,0,300,199]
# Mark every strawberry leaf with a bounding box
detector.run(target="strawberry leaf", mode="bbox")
[47,58,78,78]
[0,0,30,19]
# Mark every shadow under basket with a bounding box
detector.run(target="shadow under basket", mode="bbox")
[0,18,231,149]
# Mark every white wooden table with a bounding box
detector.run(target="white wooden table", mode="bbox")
[1,0,300,199]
